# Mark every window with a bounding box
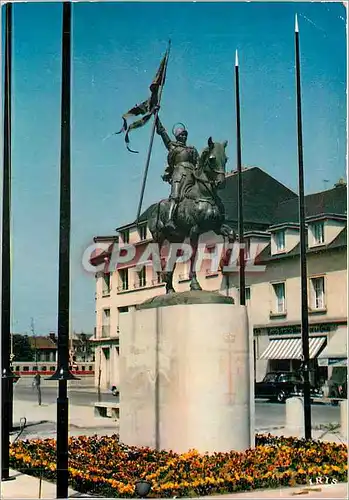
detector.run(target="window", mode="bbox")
[312,222,325,245]
[275,231,285,252]
[119,269,129,291]
[89,365,93,371]
[138,224,147,241]
[137,267,146,287]
[120,229,129,244]
[245,239,251,260]
[263,373,278,383]
[15,366,20,372]
[41,366,47,372]
[272,282,286,313]
[102,308,110,337]
[103,308,110,322]
[102,272,111,296]
[310,277,325,309]
[118,306,129,313]
[23,366,29,372]
[50,366,55,371]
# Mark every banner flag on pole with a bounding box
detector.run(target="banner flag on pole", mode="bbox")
[115,53,168,153]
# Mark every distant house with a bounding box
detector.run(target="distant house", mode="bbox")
[28,333,57,363]
[70,332,95,364]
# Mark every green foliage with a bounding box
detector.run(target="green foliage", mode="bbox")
[12,334,35,362]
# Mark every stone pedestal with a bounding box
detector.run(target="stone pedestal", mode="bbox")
[285,397,304,437]
[119,291,252,454]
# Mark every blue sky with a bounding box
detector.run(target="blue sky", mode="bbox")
[2,1,347,335]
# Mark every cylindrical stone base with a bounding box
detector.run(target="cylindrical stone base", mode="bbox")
[286,397,304,437]
[340,400,347,439]
[119,302,251,453]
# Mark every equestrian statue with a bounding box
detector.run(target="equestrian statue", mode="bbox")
[147,113,236,293]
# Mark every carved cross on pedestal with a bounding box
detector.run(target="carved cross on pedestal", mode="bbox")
[223,332,237,405]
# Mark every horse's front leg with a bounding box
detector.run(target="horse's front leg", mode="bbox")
[189,230,202,291]
[163,243,176,294]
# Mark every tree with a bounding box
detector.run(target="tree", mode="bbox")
[12,334,35,362]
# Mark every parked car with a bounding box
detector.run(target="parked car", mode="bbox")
[111,385,119,397]
[328,379,347,405]
[255,371,320,403]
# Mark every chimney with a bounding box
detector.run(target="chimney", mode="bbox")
[334,177,346,188]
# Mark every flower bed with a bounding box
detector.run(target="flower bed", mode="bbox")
[10,434,348,498]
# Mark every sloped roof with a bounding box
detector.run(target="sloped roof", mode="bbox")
[126,167,297,229]
[220,167,297,225]
[28,336,57,350]
[274,184,347,224]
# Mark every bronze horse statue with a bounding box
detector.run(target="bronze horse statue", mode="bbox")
[147,138,236,292]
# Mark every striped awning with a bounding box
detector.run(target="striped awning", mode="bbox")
[260,337,326,360]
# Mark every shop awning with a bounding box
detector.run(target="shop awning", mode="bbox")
[260,337,326,360]
[317,328,347,367]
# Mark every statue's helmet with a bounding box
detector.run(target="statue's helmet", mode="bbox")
[172,122,187,139]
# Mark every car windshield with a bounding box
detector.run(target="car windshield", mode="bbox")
[263,373,278,383]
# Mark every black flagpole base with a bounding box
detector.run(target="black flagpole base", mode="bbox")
[45,366,80,381]
[1,474,16,482]
[1,371,15,482]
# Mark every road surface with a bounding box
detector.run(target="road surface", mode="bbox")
[13,385,340,430]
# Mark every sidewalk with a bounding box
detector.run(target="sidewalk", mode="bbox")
[1,470,347,499]
[12,400,119,431]
[12,399,346,442]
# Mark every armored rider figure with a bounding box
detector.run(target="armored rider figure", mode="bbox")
[155,115,199,231]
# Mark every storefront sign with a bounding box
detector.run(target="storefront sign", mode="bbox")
[254,323,340,337]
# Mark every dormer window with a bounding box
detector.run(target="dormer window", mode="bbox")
[120,229,129,244]
[312,222,325,245]
[275,230,285,252]
[138,224,147,241]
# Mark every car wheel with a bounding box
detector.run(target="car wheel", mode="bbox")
[277,390,286,403]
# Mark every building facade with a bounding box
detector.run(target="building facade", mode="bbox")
[91,169,347,391]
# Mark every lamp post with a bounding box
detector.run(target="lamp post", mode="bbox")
[1,1,15,482]
[46,3,79,498]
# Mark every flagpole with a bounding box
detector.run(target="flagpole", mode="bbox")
[235,50,245,306]
[1,2,15,482]
[295,14,312,440]
[136,40,171,224]
[46,3,79,497]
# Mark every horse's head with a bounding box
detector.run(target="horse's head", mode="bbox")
[200,137,228,189]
